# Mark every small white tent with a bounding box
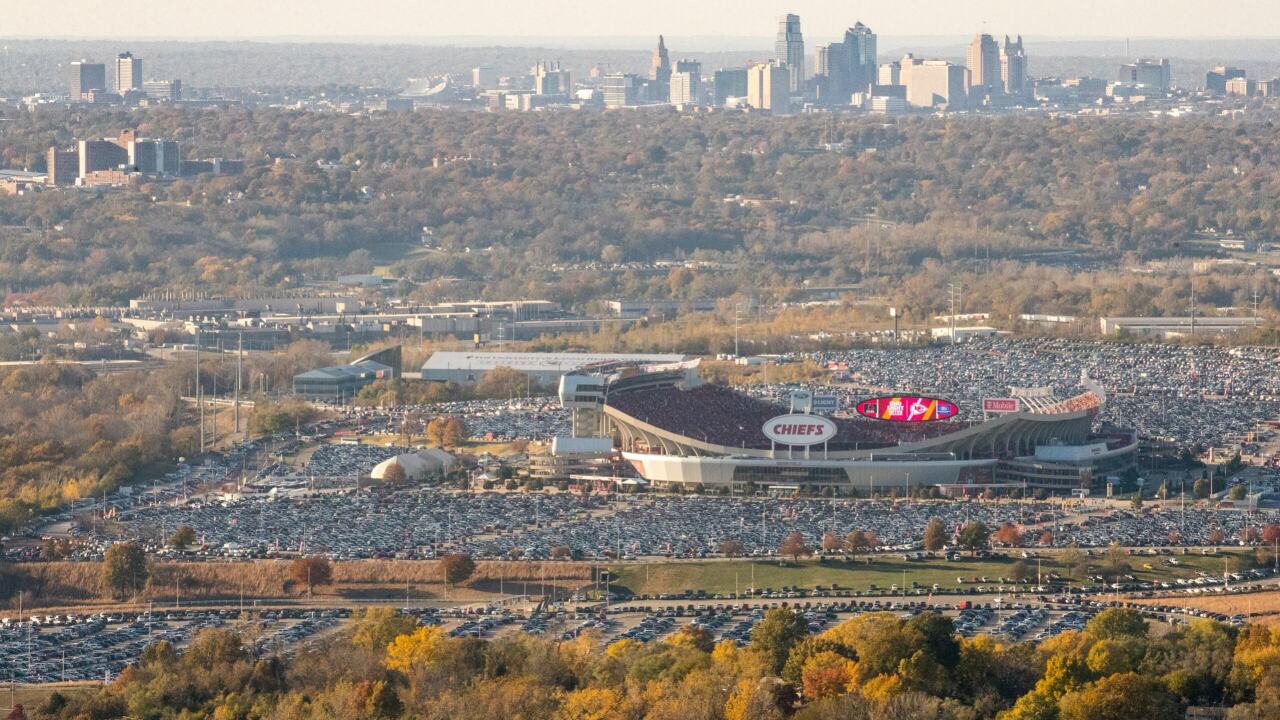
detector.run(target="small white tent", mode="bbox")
[371,448,455,481]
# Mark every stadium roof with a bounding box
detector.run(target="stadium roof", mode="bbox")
[422,351,685,374]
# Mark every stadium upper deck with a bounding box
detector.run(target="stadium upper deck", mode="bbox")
[560,363,1133,494]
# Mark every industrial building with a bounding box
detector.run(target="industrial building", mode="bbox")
[421,351,686,387]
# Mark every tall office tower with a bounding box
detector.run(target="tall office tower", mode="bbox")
[142,79,182,102]
[878,61,902,86]
[1118,58,1172,90]
[68,60,107,102]
[77,139,129,180]
[845,22,877,94]
[115,52,142,94]
[966,34,1001,95]
[748,61,790,112]
[532,61,571,95]
[1205,66,1246,94]
[46,147,79,186]
[815,43,848,103]
[603,73,642,108]
[650,36,671,102]
[999,35,1027,96]
[774,14,805,93]
[669,59,702,105]
[900,55,969,108]
[713,68,749,106]
[472,67,499,89]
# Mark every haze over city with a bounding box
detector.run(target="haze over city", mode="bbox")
[8,0,1280,41]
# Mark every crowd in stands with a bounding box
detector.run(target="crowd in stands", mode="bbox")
[606,383,968,452]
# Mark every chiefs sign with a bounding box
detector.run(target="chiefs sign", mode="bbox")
[762,414,838,446]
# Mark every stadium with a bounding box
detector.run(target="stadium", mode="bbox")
[559,361,1138,495]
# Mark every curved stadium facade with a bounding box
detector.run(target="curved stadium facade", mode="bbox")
[559,363,1137,495]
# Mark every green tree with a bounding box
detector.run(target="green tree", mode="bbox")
[1086,608,1148,640]
[958,522,990,555]
[101,542,148,599]
[351,607,418,653]
[751,608,810,674]
[1061,544,1088,581]
[923,517,948,552]
[1058,672,1179,720]
[168,525,196,549]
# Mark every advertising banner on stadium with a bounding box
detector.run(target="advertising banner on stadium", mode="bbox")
[855,396,958,423]
[811,395,840,414]
[982,398,1021,414]
[763,414,838,446]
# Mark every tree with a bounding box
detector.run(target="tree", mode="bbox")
[352,607,418,652]
[550,545,572,560]
[1209,528,1226,546]
[1010,560,1034,582]
[441,553,476,587]
[381,460,408,484]
[923,518,948,552]
[820,533,842,553]
[844,530,873,558]
[291,556,333,596]
[1103,542,1130,581]
[1131,492,1143,509]
[779,532,812,563]
[101,542,148,599]
[168,525,196,549]
[993,523,1024,547]
[442,417,468,447]
[1193,478,1210,499]
[719,538,745,557]
[1058,672,1179,720]
[751,608,809,674]
[958,522,990,555]
[1230,484,1247,501]
[425,417,446,446]
[1086,608,1148,640]
[1061,544,1088,581]
[1264,524,1280,545]
[800,651,856,700]
[6,705,25,720]
[384,625,446,675]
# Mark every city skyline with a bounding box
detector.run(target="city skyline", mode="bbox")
[8,0,1280,42]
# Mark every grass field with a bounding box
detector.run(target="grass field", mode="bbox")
[1129,590,1280,625]
[4,682,97,714]
[609,549,1261,597]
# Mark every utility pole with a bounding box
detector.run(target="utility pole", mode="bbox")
[196,328,204,453]
[948,283,962,345]
[235,332,243,434]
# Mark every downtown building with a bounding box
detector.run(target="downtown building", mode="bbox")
[774,14,805,94]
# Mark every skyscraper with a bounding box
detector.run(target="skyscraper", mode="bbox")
[650,36,671,103]
[901,55,969,108]
[774,14,805,93]
[669,60,702,105]
[816,22,878,105]
[966,34,1001,95]
[1118,59,1172,90]
[845,22,877,95]
[713,68,749,106]
[603,73,642,108]
[532,61,571,96]
[999,36,1027,96]
[68,60,107,102]
[115,52,142,94]
[748,61,790,112]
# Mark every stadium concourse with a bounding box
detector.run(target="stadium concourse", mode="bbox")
[559,361,1138,496]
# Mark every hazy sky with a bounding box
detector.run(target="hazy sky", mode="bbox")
[9,0,1280,41]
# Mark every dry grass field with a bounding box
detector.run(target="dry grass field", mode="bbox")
[3,559,593,610]
[1127,589,1280,625]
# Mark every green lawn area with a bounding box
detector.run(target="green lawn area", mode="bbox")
[610,549,1260,597]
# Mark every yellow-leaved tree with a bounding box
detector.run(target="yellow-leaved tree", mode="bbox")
[385,625,445,674]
